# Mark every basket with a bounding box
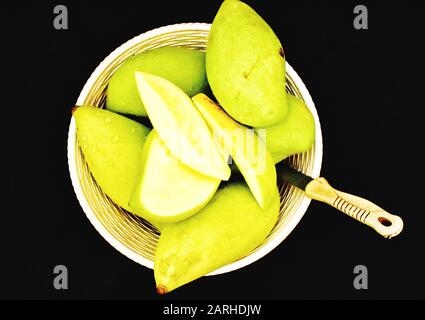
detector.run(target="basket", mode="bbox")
[67,23,323,275]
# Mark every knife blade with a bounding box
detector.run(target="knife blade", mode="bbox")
[276,161,312,191]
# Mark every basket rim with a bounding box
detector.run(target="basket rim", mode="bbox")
[67,22,323,276]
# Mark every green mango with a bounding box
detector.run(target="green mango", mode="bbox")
[73,106,151,217]
[256,94,315,163]
[206,0,287,127]
[155,182,280,293]
[106,47,208,116]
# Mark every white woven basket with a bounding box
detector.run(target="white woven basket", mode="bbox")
[67,23,323,275]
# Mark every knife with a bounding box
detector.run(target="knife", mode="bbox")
[276,162,404,238]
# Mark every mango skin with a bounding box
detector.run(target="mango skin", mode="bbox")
[73,106,150,214]
[106,47,208,116]
[256,94,315,163]
[206,0,287,127]
[154,182,280,293]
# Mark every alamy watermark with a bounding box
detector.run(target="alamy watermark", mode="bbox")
[353,5,368,30]
[155,125,269,174]
[53,265,68,290]
[53,5,68,30]
[353,265,368,290]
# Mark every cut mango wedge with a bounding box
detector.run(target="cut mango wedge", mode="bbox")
[192,93,277,209]
[135,72,230,181]
[130,130,221,223]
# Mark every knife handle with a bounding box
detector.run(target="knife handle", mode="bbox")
[304,177,403,238]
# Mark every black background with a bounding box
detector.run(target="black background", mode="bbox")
[2,0,424,300]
